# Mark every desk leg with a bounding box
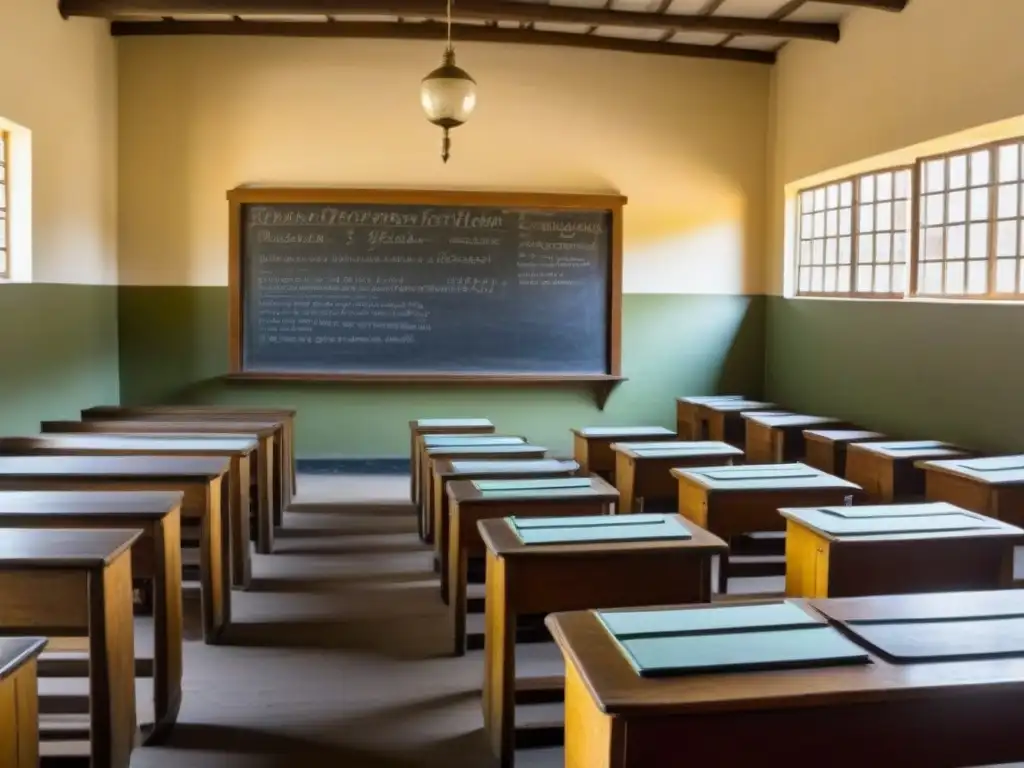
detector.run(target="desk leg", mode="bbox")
[438,492,452,604]
[199,480,229,644]
[272,436,285,528]
[420,454,434,544]
[615,454,636,514]
[255,441,275,555]
[146,511,184,744]
[0,660,40,768]
[89,552,140,768]
[718,547,731,595]
[448,516,468,657]
[484,552,516,768]
[231,456,253,589]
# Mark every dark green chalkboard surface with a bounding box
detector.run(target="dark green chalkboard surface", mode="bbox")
[229,189,625,379]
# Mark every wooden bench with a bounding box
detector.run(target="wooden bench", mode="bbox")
[0,491,185,743]
[548,592,1024,767]
[0,434,258,589]
[571,427,676,482]
[409,419,495,509]
[673,463,861,593]
[674,396,742,440]
[918,455,1024,527]
[0,456,231,644]
[445,476,618,656]
[41,420,278,558]
[612,441,743,513]
[478,514,725,767]
[429,458,579,600]
[696,400,778,448]
[845,440,971,503]
[782,502,1022,598]
[0,529,140,768]
[420,439,541,542]
[0,637,47,768]
[802,429,886,476]
[82,405,298,505]
[743,413,851,464]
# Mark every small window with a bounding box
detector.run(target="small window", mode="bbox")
[0,130,8,279]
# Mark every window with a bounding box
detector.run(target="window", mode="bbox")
[0,130,8,279]
[915,140,1024,298]
[795,167,912,297]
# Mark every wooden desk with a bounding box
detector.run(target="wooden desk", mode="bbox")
[409,418,495,508]
[846,440,971,503]
[430,458,579,600]
[41,420,278,557]
[0,456,231,644]
[743,413,850,464]
[82,405,298,503]
[0,434,258,589]
[0,637,47,768]
[548,592,1024,768]
[571,427,676,482]
[446,476,618,656]
[478,514,725,767]
[673,463,861,593]
[0,530,140,768]
[612,442,743,513]
[696,400,778,448]
[0,490,185,743]
[782,502,1022,598]
[420,439,539,542]
[918,455,1024,527]
[674,396,742,440]
[803,429,886,476]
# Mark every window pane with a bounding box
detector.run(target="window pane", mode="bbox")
[893,200,908,230]
[996,259,1017,293]
[801,190,814,211]
[839,181,853,207]
[799,268,811,293]
[997,220,1018,257]
[876,234,891,263]
[859,203,875,231]
[1020,264,1024,293]
[814,211,825,238]
[856,265,873,291]
[877,173,893,201]
[826,209,838,237]
[969,223,988,259]
[826,184,839,209]
[925,160,945,193]
[925,194,944,226]
[801,213,813,237]
[875,266,891,293]
[839,237,852,264]
[876,201,893,230]
[0,249,6,276]
[946,261,965,294]
[947,224,966,260]
[812,240,825,264]
[967,259,988,294]
[999,144,1020,182]
[800,240,812,264]
[892,263,906,292]
[893,232,907,263]
[949,155,968,189]
[998,183,1019,219]
[971,150,990,186]
[894,170,910,199]
[859,234,874,262]
[825,238,838,264]
[923,262,943,293]
[860,175,875,203]
[924,228,944,260]
[810,266,824,292]
[839,208,852,236]
[970,187,989,220]
[948,190,967,224]
[824,266,837,292]
[838,266,851,293]
[814,188,826,210]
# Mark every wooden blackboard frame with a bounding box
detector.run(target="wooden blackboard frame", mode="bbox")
[226,187,627,407]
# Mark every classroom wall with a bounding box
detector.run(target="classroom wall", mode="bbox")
[0,0,120,433]
[117,37,770,457]
[766,0,1024,452]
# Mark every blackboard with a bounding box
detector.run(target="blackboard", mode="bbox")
[228,189,624,380]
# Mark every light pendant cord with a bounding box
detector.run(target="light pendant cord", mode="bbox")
[446,0,453,52]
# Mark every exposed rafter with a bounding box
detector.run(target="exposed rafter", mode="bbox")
[806,0,906,9]
[64,0,841,42]
[108,19,778,63]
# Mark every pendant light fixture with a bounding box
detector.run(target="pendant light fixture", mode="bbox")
[419,0,477,163]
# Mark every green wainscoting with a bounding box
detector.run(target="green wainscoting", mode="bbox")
[0,284,120,433]
[118,288,765,457]
[766,297,1024,453]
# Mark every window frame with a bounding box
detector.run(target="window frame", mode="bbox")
[0,128,8,280]
[794,165,913,300]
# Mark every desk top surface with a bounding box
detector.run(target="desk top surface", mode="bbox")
[743,413,847,429]
[0,434,258,455]
[0,528,140,568]
[0,637,47,682]
[422,434,524,447]
[547,591,1024,716]
[479,513,726,556]
[803,430,887,445]
[84,405,297,417]
[779,501,1022,542]
[448,474,618,504]
[42,420,279,437]
[434,458,578,478]
[916,454,1024,486]
[676,395,744,406]
[410,418,494,430]
[611,441,744,460]
[0,455,230,480]
[671,463,860,492]
[0,490,183,518]
[698,400,778,414]
[849,440,970,461]
[426,444,545,458]
[572,426,676,439]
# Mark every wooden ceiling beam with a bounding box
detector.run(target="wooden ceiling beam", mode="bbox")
[64,0,841,42]
[802,0,906,9]
[108,19,777,63]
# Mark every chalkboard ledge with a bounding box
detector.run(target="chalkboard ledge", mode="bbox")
[225,373,627,410]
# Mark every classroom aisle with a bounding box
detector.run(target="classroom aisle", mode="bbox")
[130,472,563,768]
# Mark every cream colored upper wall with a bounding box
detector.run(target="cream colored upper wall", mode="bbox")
[117,37,769,294]
[768,0,1024,295]
[0,0,117,285]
